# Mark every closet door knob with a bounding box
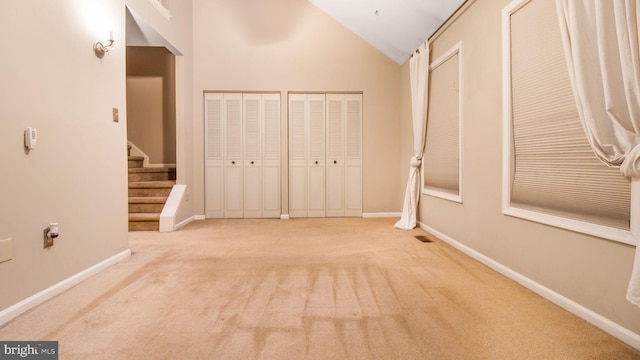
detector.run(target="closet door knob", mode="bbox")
[315,161,318,165]
[251,161,254,165]
[333,160,337,164]
[231,161,235,165]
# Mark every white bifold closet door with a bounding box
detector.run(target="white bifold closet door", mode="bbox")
[224,93,243,218]
[289,94,326,218]
[288,93,362,218]
[326,94,362,217]
[243,93,281,218]
[204,92,280,219]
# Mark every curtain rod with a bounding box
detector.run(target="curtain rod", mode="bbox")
[410,0,474,58]
[411,0,475,58]
[428,0,475,43]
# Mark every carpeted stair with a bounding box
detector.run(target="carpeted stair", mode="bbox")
[128,156,175,231]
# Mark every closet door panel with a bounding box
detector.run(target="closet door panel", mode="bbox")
[243,164,261,217]
[262,94,281,218]
[345,165,362,215]
[225,166,243,215]
[326,166,344,216]
[205,167,223,217]
[289,166,307,215]
[204,93,224,218]
[345,94,363,216]
[326,95,345,217]
[263,167,280,216]
[288,95,308,217]
[307,95,326,217]
[308,165,326,216]
[224,94,243,218]
[287,93,359,218]
[243,94,262,218]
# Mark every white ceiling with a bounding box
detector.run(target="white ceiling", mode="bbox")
[308,0,466,64]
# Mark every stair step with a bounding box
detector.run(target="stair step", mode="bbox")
[128,167,176,182]
[129,180,175,188]
[129,196,168,204]
[129,203,165,213]
[128,156,144,169]
[129,213,161,221]
[126,156,173,231]
[128,196,167,213]
[128,167,176,174]
[128,181,175,196]
[129,222,159,231]
[128,220,159,231]
[128,213,160,231]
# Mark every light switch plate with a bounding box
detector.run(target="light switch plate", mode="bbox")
[0,238,12,263]
[112,108,119,122]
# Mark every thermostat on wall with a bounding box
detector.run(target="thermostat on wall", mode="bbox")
[24,127,37,150]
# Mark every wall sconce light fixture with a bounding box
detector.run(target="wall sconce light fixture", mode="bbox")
[93,31,115,59]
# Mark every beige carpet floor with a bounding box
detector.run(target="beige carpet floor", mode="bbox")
[1,218,639,359]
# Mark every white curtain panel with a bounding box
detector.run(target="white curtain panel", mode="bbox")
[395,42,429,230]
[557,0,640,306]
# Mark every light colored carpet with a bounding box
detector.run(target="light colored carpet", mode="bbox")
[1,218,639,359]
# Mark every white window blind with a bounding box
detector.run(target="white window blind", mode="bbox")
[423,44,462,202]
[506,0,630,231]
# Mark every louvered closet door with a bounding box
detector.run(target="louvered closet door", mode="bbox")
[288,94,326,217]
[288,94,309,217]
[243,94,262,218]
[262,94,281,218]
[326,94,346,217]
[242,93,281,219]
[344,94,362,216]
[326,94,362,217]
[224,94,243,218]
[307,95,326,217]
[288,93,360,218]
[204,93,224,218]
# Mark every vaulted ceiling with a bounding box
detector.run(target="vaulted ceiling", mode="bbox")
[308,0,466,64]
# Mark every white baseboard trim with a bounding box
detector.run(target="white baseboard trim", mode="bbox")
[418,222,640,351]
[362,212,401,218]
[0,249,131,327]
[175,215,205,230]
[280,214,290,220]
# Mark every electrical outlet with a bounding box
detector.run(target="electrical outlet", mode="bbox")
[43,229,54,248]
[112,108,119,122]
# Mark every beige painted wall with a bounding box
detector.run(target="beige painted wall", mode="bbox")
[0,0,128,310]
[0,0,194,312]
[192,0,403,216]
[402,0,640,333]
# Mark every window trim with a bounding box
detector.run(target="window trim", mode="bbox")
[501,0,638,246]
[422,42,464,204]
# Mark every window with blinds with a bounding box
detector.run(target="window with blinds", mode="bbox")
[422,43,463,202]
[503,0,631,238]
